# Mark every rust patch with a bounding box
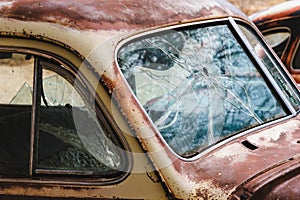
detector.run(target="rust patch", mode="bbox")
[101,74,116,94]
[166,117,300,198]
[231,157,300,199]
[0,0,245,31]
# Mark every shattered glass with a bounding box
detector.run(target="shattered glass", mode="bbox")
[9,82,32,104]
[10,71,122,172]
[42,74,85,107]
[9,74,84,106]
[118,23,288,157]
[37,70,121,172]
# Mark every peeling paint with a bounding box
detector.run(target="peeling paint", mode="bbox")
[0,1,12,8]
[195,180,234,200]
[247,119,300,148]
[212,143,253,165]
[0,0,299,199]
[0,0,245,31]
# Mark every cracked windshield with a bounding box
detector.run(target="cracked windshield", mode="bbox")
[118,23,289,157]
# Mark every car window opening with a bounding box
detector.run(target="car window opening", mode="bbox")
[117,22,291,158]
[0,52,124,178]
[264,30,290,58]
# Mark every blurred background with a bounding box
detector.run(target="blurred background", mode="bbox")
[228,0,288,15]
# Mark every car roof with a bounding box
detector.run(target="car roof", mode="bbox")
[0,0,246,31]
[251,0,300,25]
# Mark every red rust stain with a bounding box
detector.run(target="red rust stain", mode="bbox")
[169,118,300,194]
[0,0,244,31]
[266,174,300,199]
[292,74,300,84]
[231,157,300,199]
[101,74,116,94]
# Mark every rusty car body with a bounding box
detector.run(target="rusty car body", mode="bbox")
[0,0,300,199]
[251,0,300,84]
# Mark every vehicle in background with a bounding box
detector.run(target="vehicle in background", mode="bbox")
[0,0,299,199]
[251,0,300,84]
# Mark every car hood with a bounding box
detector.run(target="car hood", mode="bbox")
[230,154,300,199]
[152,115,300,199]
[227,115,300,199]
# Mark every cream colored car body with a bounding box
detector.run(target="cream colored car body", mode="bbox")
[0,1,299,199]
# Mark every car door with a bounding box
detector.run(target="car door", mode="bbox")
[0,38,168,199]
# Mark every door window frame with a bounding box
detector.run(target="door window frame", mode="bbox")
[0,47,130,184]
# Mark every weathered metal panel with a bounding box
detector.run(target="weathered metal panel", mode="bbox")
[108,37,300,199]
[0,0,298,199]
[0,0,246,30]
[230,156,300,199]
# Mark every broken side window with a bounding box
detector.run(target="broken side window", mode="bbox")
[0,53,34,177]
[0,52,125,178]
[34,59,123,175]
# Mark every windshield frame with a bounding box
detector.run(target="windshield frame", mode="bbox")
[114,17,298,160]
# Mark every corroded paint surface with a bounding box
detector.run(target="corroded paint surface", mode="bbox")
[113,74,300,199]
[169,118,300,198]
[98,2,300,197]
[230,156,300,199]
[108,40,300,199]
[265,174,300,200]
[0,0,298,199]
[109,58,300,197]
[0,0,245,30]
